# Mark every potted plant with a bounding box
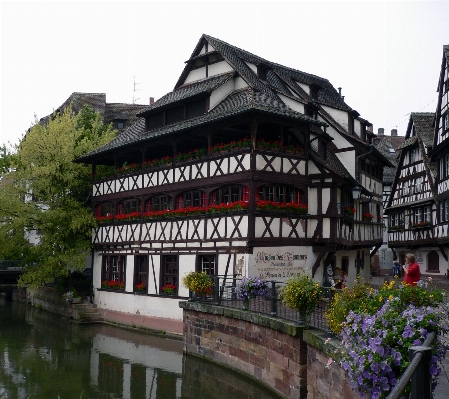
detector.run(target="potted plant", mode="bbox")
[235,276,270,310]
[345,206,356,217]
[278,274,323,323]
[182,272,213,297]
[362,212,374,221]
[161,283,177,295]
[101,280,109,289]
[134,282,146,294]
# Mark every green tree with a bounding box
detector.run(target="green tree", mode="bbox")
[0,105,116,287]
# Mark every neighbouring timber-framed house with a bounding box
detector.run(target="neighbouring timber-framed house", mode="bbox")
[431,44,449,275]
[76,35,392,320]
[385,113,444,273]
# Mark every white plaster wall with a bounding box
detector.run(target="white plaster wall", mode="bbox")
[199,44,206,55]
[336,150,355,177]
[148,254,160,294]
[278,94,305,114]
[322,188,331,214]
[321,123,351,148]
[234,76,249,90]
[322,105,349,130]
[354,119,361,136]
[184,67,207,84]
[125,255,134,292]
[208,60,233,76]
[296,82,309,93]
[209,78,234,110]
[244,61,257,74]
[308,187,318,215]
[179,254,195,297]
[96,290,184,320]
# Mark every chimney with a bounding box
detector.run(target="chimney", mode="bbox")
[391,129,397,136]
[378,128,384,136]
[338,87,342,97]
[150,97,154,105]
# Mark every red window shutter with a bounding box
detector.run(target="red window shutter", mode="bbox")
[201,192,206,206]
[177,196,183,209]
[296,189,302,204]
[243,186,249,202]
[255,187,261,201]
[95,206,101,217]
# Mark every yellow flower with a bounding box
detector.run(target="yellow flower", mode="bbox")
[379,296,383,302]
[389,295,393,300]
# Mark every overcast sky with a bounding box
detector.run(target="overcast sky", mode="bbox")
[1,0,448,147]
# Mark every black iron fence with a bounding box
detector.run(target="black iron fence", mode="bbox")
[188,275,334,333]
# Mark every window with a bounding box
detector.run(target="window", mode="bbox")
[409,148,417,164]
[257,64,268,81]
[96,202,113,217]
[440,198,449,222]
[414,177,423,194]
[177,190,205,208]
[160,255,178,293]
[310,85,319,100]
[210,185,249,205]
[402,180,410,196]
[165,106,184,125]
[389,211,404,228]
[443,113,449,134]
[115,119,126,130]
[118,199,141,215]
[413,206,431,225]
[102,255,126,287]
[198,254,217,276]
[146,195,172,211]
[186,98,207,118]
[439,154,449,180]
[134,255,148,289]
[257,185,303,204]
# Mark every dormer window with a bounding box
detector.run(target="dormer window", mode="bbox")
[310,84,320,100]
[257,64,269,81]
[115,119,127,130]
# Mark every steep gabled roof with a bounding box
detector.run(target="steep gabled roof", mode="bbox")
[373,134,405,184]
[76,88,325,162]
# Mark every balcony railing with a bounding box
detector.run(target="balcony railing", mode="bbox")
[188,275,335,333]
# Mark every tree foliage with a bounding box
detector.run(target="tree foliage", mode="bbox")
[0,105,116,287]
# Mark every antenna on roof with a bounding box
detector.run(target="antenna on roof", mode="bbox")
[133,76,140,104]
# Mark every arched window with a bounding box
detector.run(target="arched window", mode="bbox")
[95,202,113,218]
[210,185,249,205]
[176,190,206,208]
[146,195,172,212]
[256,185,303,204]
[117,199,141,215]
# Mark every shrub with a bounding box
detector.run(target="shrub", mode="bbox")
[182,272,213,294]
[279,274,323,321]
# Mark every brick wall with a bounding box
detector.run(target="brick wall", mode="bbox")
[303,330,362,399]
[180,302,308,398]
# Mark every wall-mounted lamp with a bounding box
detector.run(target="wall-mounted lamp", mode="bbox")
[352,185,362,200]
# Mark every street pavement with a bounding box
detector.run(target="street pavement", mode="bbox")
[370,275,449,399]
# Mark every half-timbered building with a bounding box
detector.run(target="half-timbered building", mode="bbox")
[385,113,445,273]
[76,35,391,320]
[431,44,449,275]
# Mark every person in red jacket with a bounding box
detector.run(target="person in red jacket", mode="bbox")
[402,253,420,285]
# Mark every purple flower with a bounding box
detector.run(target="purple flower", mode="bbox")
[402,325,414,338]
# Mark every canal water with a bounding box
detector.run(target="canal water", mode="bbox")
[0,299,277,399]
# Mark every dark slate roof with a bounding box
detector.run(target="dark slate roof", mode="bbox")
[410,112,435,147]
[373,134,405,184]
[444,45,449,66]
[397,136,418,150]
[137,72,235,116]
[39,92,147,128]
[76,88,325,162]
[202,35,352,112]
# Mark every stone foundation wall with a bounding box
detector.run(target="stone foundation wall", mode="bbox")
[303,330,362,399]
[180,302,308,399]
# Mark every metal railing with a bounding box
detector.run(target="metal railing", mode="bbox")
[386,331,436,399]
[188,275,334,333]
